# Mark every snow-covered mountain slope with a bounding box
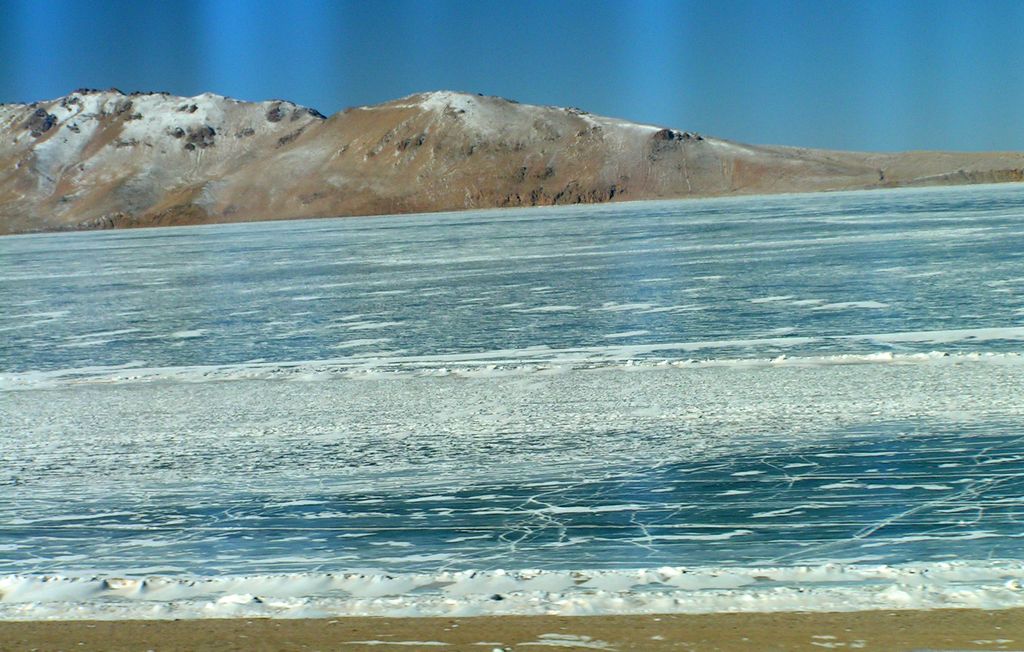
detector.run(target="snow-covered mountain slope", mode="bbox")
[2,89,1023,233]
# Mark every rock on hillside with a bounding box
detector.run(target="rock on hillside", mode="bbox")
[2,89,1023,233]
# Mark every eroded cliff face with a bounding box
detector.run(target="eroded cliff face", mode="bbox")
[2,89,1023,234]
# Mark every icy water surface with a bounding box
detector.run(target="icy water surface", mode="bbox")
[2,185,1024,619]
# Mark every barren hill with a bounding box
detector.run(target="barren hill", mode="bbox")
[2,89,1023,234]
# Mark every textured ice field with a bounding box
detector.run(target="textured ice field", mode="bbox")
[2,184,1024,619]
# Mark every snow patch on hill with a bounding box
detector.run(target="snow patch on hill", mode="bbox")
[415,91,508,136]
[581,112,662,135]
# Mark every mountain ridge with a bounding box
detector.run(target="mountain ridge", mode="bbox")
[2,88,1023,234]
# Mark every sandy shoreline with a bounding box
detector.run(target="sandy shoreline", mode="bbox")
[1,609,1022,651]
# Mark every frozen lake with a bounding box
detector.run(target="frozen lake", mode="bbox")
[2,184,1024,619]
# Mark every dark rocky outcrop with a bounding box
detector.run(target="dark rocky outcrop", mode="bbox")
[266,103,287,122]
[183,125,216,150]
[24,108,57,137]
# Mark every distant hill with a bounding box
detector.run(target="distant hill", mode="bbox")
[2,88,1023,234]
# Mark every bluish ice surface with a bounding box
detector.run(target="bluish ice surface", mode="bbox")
[1,184,1023,618]
[2,184,1024,374]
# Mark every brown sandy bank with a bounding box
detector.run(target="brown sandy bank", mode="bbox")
[1,609,1022,651]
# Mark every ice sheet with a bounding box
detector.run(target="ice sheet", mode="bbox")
[3,184,1024,620]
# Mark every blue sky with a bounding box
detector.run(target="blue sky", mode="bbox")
[1,0,1022,151]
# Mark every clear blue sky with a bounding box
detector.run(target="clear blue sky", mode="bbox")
[1,0,1022,151]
